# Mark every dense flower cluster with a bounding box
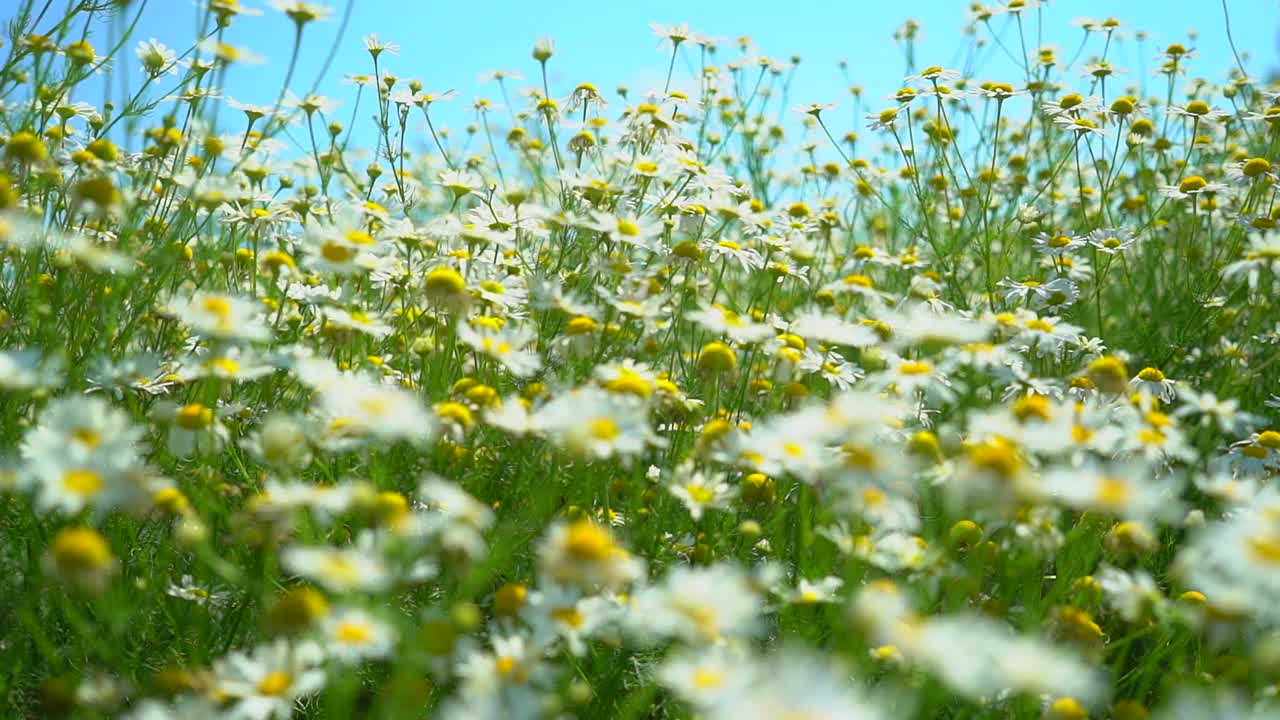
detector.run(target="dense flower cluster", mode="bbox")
[3,1,1280,718]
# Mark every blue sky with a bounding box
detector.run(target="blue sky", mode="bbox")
[106,0,1279,149]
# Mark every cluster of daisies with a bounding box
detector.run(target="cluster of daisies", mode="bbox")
[3,0,1280,718]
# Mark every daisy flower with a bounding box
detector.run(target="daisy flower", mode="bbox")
[282,541,393,594]
[320,607,397,663]
[532,388,662,460]
[627,564,763,645]
[1130,366,1177,402]
[164,291,271,343]
[536,518,644,591]
[1167,99,1230,123]
[666,462,734,520]
[211,639,325,720]
[1159,175,1228,200]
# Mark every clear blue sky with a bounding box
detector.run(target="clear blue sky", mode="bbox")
[104,0,1279,149]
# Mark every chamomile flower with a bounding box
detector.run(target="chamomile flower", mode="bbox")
[1179,497,1280,624]
[1167,100,1229,123]
[790,309,878,347]
[1226,430,1280,474]
[628,564,763,645]
[1087,226,1138,254]
[457,323,543,377]
[282,541,393,594]
[176,347,274,383]
[167,575,231,607]
[706,236,765,270]
[1042,461,1181,522]
[657,646,749,710]
[1096,565,1165,623]
[455,632,551,694]
[711,649,886,720]
[315,375,436,447]
[689,303,774,343]
[1174,387,1258,433]
[1053,114,1106,136]
[135,38,178,77]
[1131,366,1177,402]
[666,462,733,520]
[0,349,62,391]
[899,613,1105,704]
[532,388,662,460]
[873,354,955,403]
[321,306,393,338]
[1159,175,1228,200]
[319,607,397,662]
[520,583,617,655]
[1031,230,1087,256]
[1042,92,1104,116]
[537,518,644,591]
[211,639,325,720]
[785,575,844,605]
[164,291,271,343]
[22,453,145,516]
[587,211,663,250]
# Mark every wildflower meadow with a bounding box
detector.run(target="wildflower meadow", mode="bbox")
[5,0,1280,718]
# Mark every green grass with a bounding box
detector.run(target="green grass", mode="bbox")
[0,1,1279,719]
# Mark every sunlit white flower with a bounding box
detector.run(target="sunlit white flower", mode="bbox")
[212,639,325,720]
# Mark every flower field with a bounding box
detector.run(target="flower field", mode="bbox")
[3,1,1280,718]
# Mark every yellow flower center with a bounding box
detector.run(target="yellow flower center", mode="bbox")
[494,655,528,682]
[256,672,291,697]
[51,527,111,572]
[1242,444,1268,459]
[1178,176,1207,194]
[62,469,103,497]
[605,371,653,398]
[1136,429,1165,445]
[691,668,724,690]
[1247,534,1280,565]
[201,296,232,319]
[72,428,101,448]
[565,521,614,561]
[175,403,213,431]
[1137,367,1165,382]
[321,240,355,262]
[424,267,466,295]
[898,360,931,375]
[1243,158,1271,178]
[334,621,372,644]
[1012,394,1051,423]
[435,402,474,429]
[550,606,585,628]
[1071,424,1093,443]
[1026,318,1054,332]
[685,484,715,504]
[589,417,619,441]
[969,439,1021,480]
[1095,477,1130,508]
[207,357,241,375]
[322,556,358,584]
